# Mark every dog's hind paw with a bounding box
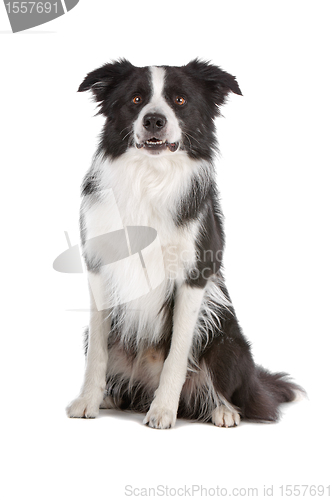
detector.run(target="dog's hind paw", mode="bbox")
[143,403,176,429]
[66,396,100,419]
[212,406,240,428]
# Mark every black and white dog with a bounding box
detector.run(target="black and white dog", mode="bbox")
[66,59,302,428]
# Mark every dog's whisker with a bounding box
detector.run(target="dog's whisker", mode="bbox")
[183,130,200,145]
[122,130,133,141]
[183,132,193,149]
[119,125,131,135]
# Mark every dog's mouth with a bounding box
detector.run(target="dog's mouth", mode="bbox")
[136,137,179,152]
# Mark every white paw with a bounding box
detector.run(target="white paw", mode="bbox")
[66,395,100,419]
[143,402,176,429]
[212,406,240,428]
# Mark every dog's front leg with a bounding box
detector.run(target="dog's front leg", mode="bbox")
[144,284,205,429]
[66,283,110,418]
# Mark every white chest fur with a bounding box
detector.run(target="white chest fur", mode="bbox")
[81,150,209,346]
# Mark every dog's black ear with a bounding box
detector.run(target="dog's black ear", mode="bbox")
[185,59,242,109]
[78,59,134,111]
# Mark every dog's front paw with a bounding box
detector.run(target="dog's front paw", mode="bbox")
[212,406,240,428]
[143,402,176,429]
[66,395,100,419]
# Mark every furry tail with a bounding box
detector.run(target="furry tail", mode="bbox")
[240,366,305,422]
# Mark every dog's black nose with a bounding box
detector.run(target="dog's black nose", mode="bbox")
[143,114,167,134]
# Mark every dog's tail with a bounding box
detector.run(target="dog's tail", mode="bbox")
[239,366,305,422]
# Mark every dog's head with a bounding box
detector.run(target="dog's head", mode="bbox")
[79,59,242,161]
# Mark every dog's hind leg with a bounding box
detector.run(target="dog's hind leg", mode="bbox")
[66,281,111,418]
[202,305,302,424]
[211,403,241,428]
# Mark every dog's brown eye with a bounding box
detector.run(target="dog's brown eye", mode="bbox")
[133,95,142,104]
[175,96,186,106]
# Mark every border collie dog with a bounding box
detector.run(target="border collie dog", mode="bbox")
[66,59,302,428]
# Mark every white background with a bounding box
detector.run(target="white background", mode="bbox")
[1,1,332,499]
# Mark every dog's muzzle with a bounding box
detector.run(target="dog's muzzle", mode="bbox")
[135,113,179,153]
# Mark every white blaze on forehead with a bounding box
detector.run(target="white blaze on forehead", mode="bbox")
[133,65,182,145]
[150,66,166,101]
